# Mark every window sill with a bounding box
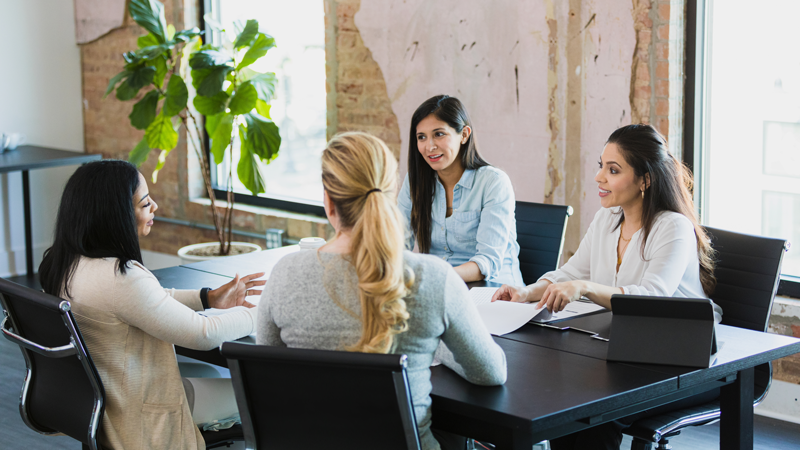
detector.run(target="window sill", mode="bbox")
[190,197,329,224]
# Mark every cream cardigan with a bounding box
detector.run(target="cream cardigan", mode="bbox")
[65,257,257,450]
[540,207,707,298]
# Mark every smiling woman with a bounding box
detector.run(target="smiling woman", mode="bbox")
[491,123,721,450]
[398,95,523,285]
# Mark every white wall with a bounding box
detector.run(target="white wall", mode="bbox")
[0,0,85,276]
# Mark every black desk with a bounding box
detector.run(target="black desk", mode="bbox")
[0,146,101,276]
[152,248,800,450]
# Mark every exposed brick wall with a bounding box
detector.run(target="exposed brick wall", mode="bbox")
[325,0,401,158]
[630,0,681,142]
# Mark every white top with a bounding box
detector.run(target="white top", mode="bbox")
[540,207,707,298]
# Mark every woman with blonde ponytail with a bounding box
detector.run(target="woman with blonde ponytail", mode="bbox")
[257,132,507,450]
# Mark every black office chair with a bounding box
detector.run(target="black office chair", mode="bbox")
[221,341,421,450]
[516,201,574,285]
[624,227,789,450]
[0,277,243,450]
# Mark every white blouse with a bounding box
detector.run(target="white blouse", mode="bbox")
[539,207,707,299]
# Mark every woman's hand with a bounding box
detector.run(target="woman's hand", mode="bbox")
[536,280,584,312]
[207,272,266,309]
[491,285,529,303]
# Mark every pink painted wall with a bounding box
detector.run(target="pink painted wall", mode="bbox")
[356,0,635,248]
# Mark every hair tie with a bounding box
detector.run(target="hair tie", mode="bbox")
[365,188,382,198]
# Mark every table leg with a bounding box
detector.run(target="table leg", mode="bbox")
[22,170,33,276]
[719,367,754,450]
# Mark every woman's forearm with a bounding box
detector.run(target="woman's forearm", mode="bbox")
[454,261,485,282]
[521,279,552,303]
[580,281,624,309]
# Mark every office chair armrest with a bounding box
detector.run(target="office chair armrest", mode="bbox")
[1,316,77,357]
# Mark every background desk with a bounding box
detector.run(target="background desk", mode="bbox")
[0,146,101,276]
[152,247,800,450]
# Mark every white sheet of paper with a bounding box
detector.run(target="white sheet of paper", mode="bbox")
[548,300,606,322]
[468,288,551,335]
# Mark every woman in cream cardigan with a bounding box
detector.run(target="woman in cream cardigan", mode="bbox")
[492,124,718,450]
[39,160,263,450]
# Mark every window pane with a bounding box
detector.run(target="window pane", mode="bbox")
[704,0,800,276]
[213,0,326,205]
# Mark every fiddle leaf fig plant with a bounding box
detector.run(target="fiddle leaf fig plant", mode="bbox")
[105,0,281,255]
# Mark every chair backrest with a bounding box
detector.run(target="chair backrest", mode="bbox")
[516,201,574,285]
[221,342,421,450]
[705,226,788,332]
[0,277,105,450]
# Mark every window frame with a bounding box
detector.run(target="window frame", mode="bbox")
[684,0,799,297]
[201,0,327,218]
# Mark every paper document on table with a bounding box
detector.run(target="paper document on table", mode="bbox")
[468,288,552,335]
[545,300,606,323]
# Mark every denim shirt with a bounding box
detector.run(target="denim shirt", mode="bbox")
[398,166,523,285]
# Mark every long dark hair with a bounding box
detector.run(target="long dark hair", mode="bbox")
[607,124,716,295]
[39,160,144,298]
[408,95,489,253]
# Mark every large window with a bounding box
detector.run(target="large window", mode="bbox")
[692,0,800,290]
[205,0,327,214]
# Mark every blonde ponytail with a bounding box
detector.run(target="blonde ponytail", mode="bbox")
[321,132,413,353]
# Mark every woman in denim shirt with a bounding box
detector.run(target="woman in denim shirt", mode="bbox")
[398,95,523,285]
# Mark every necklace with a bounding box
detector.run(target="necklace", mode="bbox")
[617,221,633,267]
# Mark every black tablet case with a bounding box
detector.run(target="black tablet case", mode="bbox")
[606,295,717,368]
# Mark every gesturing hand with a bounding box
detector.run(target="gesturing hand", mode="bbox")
[491,285,527,303]
[207,272,266,309]
[535,281,583,312]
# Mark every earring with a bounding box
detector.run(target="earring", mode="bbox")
[641,189,645,199]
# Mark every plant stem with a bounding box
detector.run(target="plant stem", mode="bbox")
[182,111,226,249]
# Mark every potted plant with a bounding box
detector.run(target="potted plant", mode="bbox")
[104,0,281,260]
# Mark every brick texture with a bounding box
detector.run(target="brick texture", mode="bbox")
[326,0,401,157]
[80,0,334,256]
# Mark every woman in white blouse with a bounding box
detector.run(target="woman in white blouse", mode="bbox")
[492,124,715,313]
[492,124,717,450]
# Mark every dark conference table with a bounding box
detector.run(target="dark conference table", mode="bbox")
[152,246,800,450]
[0,146,101,276]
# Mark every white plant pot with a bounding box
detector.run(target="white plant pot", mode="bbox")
[177,241,262,265]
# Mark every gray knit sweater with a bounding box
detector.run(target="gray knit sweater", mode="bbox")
[257,250,507,450]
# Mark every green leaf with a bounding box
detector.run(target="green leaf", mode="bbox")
[174,27,202,43]
[234,19,259,49]
[196,65,233,97]
[180,37,201,78]
[236,33,276,70]
[115,80,139,101]
[104,70,131,99]
[167,24,175,41]
[248,72,277,102]
[152,148,171,183]
[205,113,223,136]
[244,112,281,163]
[129,90,160,129]
[228,82,257,115]
[153,55,168,88]
[163,75,188,116]
[129,0,168,43]
[189,49,232,69]
[127,65,157,90]
[237,124,267,195]
[145,111,178,150]
[138,33,159,49]
[210,114,234,163]
[193,92,229,116]
[255,99,271,118]
[128,137,153,167]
